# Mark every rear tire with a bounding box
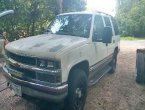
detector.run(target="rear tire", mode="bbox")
[109,52,117,73]
[65,68,88,110]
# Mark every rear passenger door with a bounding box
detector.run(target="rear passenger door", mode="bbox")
[103,16,114,56]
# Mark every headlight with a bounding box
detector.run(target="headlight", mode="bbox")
[36,59,61,83]
[37,59,60,69]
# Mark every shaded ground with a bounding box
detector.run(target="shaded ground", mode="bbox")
[0,40,145,110]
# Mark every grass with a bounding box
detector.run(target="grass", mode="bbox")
[121,36,145,40]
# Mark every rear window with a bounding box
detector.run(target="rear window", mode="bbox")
[104,16,111,27]
[111,17,119,35]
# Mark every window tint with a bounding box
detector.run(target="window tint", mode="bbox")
[111,17,119,35]
[93,15,104,41]
[104,16,111,27]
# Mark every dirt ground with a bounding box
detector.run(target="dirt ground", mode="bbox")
[0,40,145,110]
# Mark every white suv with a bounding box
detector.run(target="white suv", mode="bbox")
[2,11,120,110]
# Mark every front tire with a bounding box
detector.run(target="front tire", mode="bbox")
[66,68,88,110]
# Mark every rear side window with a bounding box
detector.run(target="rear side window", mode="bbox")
[104,16,111,27]
[111,17,119,35]
[93,15,104,41]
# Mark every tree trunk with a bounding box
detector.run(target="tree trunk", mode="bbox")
[136,49,145,84]
[31,19,35,36]
[30,0,38,36]
[56,0,63,14]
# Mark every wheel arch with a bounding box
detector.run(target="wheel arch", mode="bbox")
[115,46,119,54]
[67,60,89,82]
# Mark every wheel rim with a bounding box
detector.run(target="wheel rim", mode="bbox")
[74,81,86,110]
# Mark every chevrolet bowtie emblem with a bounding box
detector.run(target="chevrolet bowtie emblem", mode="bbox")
[13,62,20,68]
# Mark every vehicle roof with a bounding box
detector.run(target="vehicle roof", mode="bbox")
[58,11,112,17]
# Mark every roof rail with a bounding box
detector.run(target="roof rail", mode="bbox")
[94,10,112,16]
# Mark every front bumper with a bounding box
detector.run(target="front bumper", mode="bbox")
[2,65,68,102]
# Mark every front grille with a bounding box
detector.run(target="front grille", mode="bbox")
[6,51,36,65]
[9,64,36,79]
[5,50,61,84]
[8,64,60,83]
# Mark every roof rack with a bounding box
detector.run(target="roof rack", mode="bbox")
[94,10,112,16]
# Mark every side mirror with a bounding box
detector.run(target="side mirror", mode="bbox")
[102,26,112,43]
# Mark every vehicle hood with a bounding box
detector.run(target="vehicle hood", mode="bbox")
[5,34,88,58]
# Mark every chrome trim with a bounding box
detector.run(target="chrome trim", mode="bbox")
[3,65,68,90]
[22,86,67,102]
[5,64,62,86]
[5,49,60,61]
[6,58,61,74]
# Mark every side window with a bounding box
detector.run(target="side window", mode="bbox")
[111,17,119,35]
[104,16,111,27]
[93,15,104,41]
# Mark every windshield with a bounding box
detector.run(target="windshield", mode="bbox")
[47,14,92,38]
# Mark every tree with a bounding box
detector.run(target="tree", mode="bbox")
[0,0,56,40]
[116,0,145,37]
[63,0,86,12]
[0,0,87,41]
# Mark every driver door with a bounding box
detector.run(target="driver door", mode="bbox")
[90,14,108,78]
[92,14,108,62]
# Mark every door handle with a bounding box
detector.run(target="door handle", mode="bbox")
[113,40,115,43]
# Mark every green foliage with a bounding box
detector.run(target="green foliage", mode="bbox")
[116,0,145,37]
[0,0,86,41]
[121,36,145,40]
[63,0,86,12]
[0,0,57,41]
